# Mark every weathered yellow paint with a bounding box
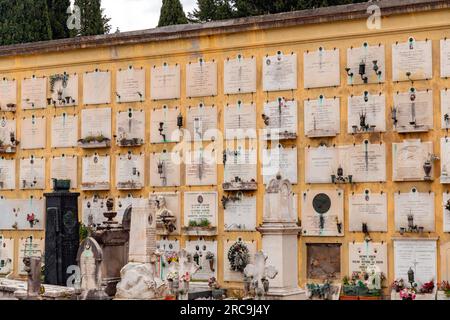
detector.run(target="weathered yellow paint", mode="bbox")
[0,6,449,294]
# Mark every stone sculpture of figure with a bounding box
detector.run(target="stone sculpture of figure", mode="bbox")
[155,196,177,235]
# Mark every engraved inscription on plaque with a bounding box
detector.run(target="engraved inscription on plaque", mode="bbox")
[262,52,297,92]
[304,96,340,138]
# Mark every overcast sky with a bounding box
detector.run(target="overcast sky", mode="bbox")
[102,0,197,32]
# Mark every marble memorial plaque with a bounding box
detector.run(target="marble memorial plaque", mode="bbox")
[149,151,181,187]
[83,70,111,105]
[51,156,78,188]
[223,240,256,282]
[392,140,434,181]
[441,39,450,78]
[116,153,144,190]
[347,92,386,133]
[0,236,14,275]
[81,154,110,190]
[224,102,257,140]
[440,138,450,183]
[223,148,257,187]
[346,43,385,85]
[0,79,17,111]
[0,199,44,230]
[150,106,181,144]
[51,114,78,148]
[441,242,450,282]
[394,190,435,232]
[393,89,433,133]
[349,242,387,275]
[262,52,297,92]
[18,236,44,275]
[306,243,341,280]
[443,193,450,232]
[116,67,145,103]
[82,196,105,226]
[48,73,78,107]
[224,194,257,232]
[21,116,46,150]
[156,239,180,280]
[349,190,387,232]
[347,142,387,183]
[80,108,112,147]
[19,157,45,190]
[151,192,181,236]
[304,48,340,89]
[0,118,17,153]
[301,189,344,236]
[185,149,217,186]
[393,240,437,284]
[262,145,297,184]
[116,109,145,146]
[150,64,181,100]
[262,99,298,140]
[305,145,338,184]
[183,192,218,236]
[185,240,217,281]
[441,90,450,129]
[392,39,432,81]
[186,60,217,98]
[304,96,340,137]
[224,55,256,94]
[0,158,15,190]
[186,104,218,142]
[21,76,46,110]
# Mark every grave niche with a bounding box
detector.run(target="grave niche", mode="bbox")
[306,243,341,280]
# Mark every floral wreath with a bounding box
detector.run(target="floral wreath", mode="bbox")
[227,240,250,272]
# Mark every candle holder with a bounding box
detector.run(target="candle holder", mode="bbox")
[331,166,352,184]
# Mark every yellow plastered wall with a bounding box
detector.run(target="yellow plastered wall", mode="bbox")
[0,8,449,292]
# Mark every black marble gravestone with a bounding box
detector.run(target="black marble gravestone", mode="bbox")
[44,184,80,286]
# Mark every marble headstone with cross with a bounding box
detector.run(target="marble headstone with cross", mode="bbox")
[244,251,278,300]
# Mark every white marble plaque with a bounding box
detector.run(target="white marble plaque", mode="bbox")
[440,138,450,183]
[349,242,388,275]
[301,189,344,237]
[0,199,45,230]
[441,90,450,129]
[393,89,433,132]
[183,192,218,234]
[115,195,137,223]
[394,240,437,284]
[48,73,78,107]
[116,153,144,190]
[116,109,145,146]
[224,194,256,232]
[156,239,180,280]
[19,157,45,190]
[393,140,434,181]
[186,60,217,98]
[21,116,46,150]
[305,145,338,184]
[224,55,256,94]
[347,142,387,183]
[394,190,435,232]
[224,102,257,140]
[185,240,217,281]
[223,148,257,184]
[262,52,297,92]
[151,192,181,236]
[304,48,340,89]
[82,196,106,226]
[0,79,17,111]
[347,92,386,133]
[80,107,112,141]
[83,70,111,105]
[51,156,77,188]
[18,236,44,275]
[0,236,14,275]
[149,151,181,187]
[441,39,450,78]
[150,64,181,100]
[0,159,15,190]
[443,193,450,232]
[185,149,217,186]
[150,106,181,144]
[186,104,218,141]
[51,114,78,148]
[304,96,340,137]
[346,44,385,85]
[392,39,432,81]
[0,118,17,153]
[262,146,298,184]
[81,154,110,190]
[21,76,46,110]
[223,240,256,282]
[349,190,387,232]
[116,67,145,103]
[262,99,297,140]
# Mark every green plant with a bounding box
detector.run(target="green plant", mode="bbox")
[79,224,90,241]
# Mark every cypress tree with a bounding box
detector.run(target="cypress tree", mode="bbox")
[158,0,188,27]
[47,0,71,39]
[73,0,111,36]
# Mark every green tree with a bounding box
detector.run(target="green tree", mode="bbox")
[73,0,111,36]
[158,0,188,27]
[0,0,52,46]
[47,0,71,39]
[188,0,234,23]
